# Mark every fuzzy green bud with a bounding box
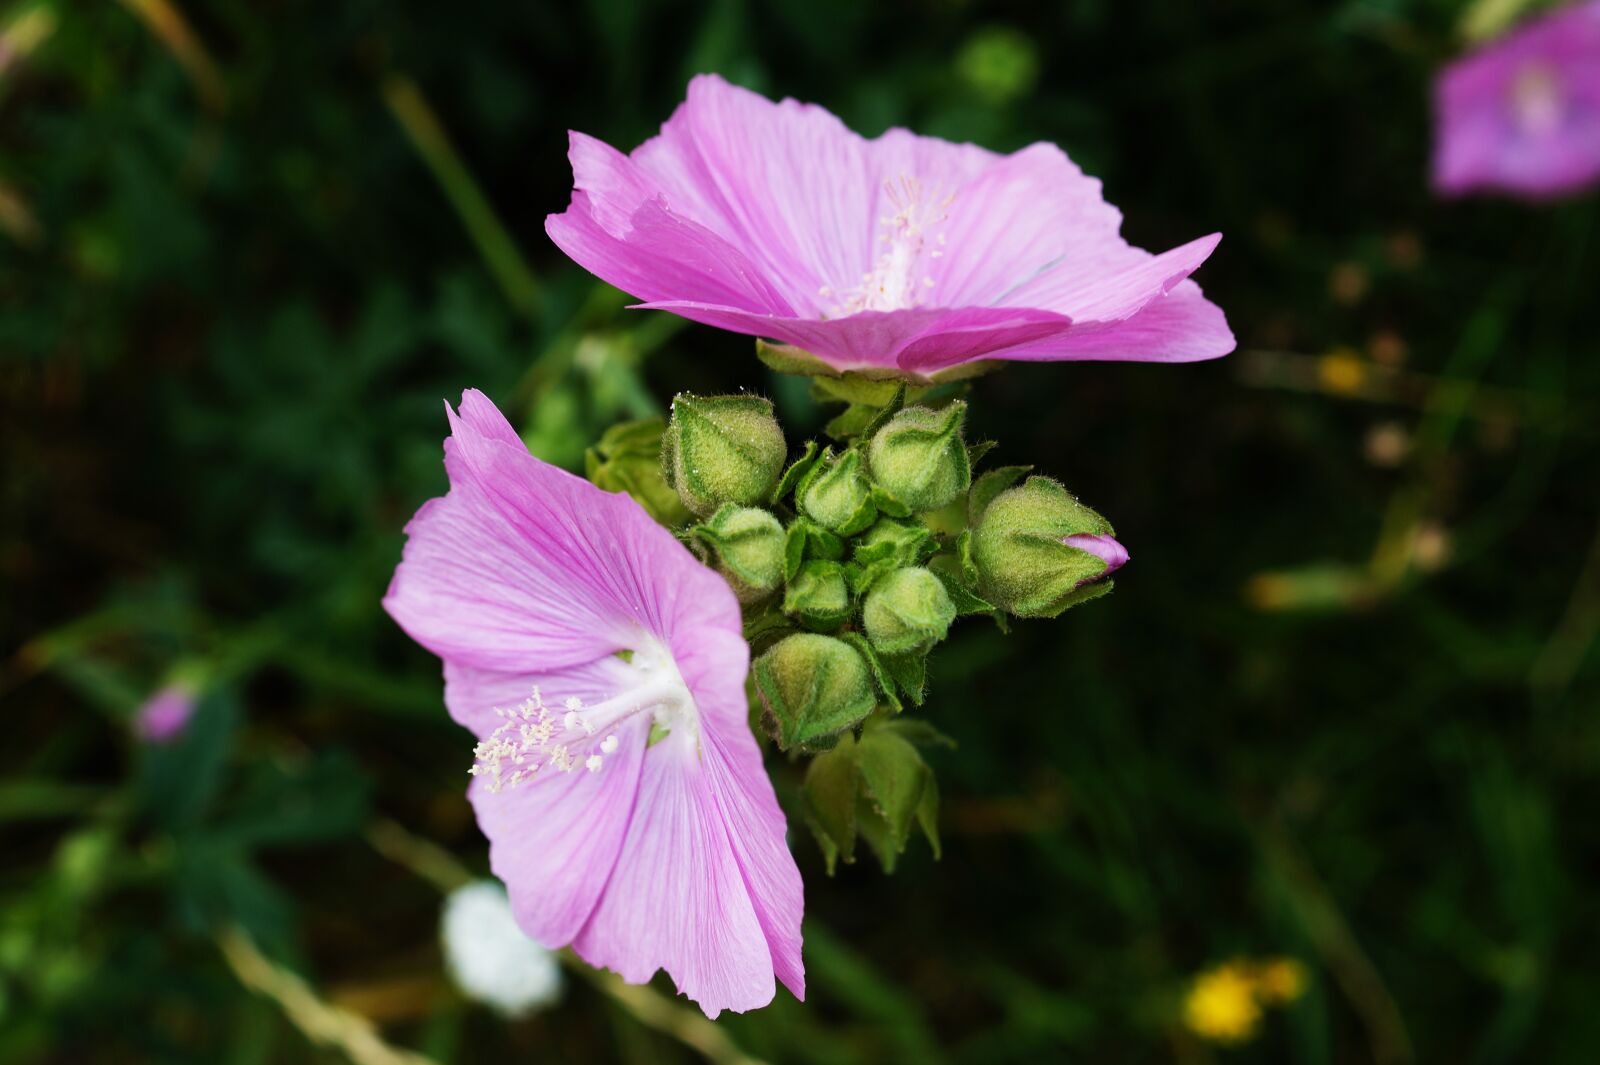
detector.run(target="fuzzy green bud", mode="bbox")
[663,393,786,517]
[754,634,877,749]
[854,518,933,569]
[970,476,1127,618]
[797,448,876,535]
[862,566,956,656]
[697,504,785,604]
[866,402,971,513]
[783,560,851,629]
[585,418,691,527]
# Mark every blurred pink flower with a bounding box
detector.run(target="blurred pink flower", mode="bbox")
[547,74,1233,376]
[1434,1,1600,198]
[134,684,196,744]
[383,390,803,1018]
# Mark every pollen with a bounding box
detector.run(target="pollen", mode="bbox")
[831,175,954,315]
[470,688,615,793]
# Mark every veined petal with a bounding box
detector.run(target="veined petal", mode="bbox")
[573,739,778,1017]
[987,279,1235,363]
[385,389,741,671]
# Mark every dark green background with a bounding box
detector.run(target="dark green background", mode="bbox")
[5,0,1598,1062]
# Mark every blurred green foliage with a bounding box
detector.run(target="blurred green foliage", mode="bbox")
[3,0,1599,1062]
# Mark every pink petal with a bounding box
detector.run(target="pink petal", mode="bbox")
[469,708,652,946]
[572,738,787,1017]
[384,390,743,673]
[986,278,1235,364]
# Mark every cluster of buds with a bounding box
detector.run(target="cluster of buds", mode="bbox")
[586,372,1126,872]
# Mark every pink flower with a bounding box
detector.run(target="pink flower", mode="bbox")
[546,74,1234,377]
[1434,1,1600,199]
[383,390,803,1017]
[134,684,197,744]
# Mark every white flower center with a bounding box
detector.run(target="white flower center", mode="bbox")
[821,176,953,315]
[1511,62,1565,137]
[469,641,696,792]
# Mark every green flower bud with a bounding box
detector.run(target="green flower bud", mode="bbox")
[865,402,971,513]
[754,634,877,749]
[797,447,876,535]
[862,566,956,656]
[663,393,786,517]
[585,418,691,527]
[970,476,1127,618]
[782,560,852,629]
[854,518,933,569]
[696,504,785,604]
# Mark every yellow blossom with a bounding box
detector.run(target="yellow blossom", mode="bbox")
[1183,963,1262,1044]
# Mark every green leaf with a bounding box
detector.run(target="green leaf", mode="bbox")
[137,688,241,831]
[823,403,879,440]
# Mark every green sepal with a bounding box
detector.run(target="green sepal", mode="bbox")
[957,530,979,587]
[692,504,786,603]
[742,602,798,656]
[839,632,902,714]
[928,554,999,617]
[771,440,819,504]
[783,521,807,582]
[822,404,878,441]
[877,717,956,750]
[585,417,693,528]
[782,560,852,630]
[756,338,998,386]
[853,519,935,568]
[799,734,861,873]
[883,654,927,706]
[848,556,900,598]
[870,483,912,519]
[966,439,998,470]
[811,374,917,409]
[854,723,934,872]
[968,465,1033,526]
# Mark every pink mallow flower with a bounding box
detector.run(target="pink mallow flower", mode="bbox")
[383,390,804,1018]
[1434,1,1600,199]
[134,684,197,744]
[546,74,1234,377]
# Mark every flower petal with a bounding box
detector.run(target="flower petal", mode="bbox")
[986,278,1235,363]
[469,709,652,947]
[572,740,779,1017]
[384,389,741,672]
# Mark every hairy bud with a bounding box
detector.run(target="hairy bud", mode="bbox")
[970,476,1128,618]
[754,634,878,750]
[696,504,786,604]
[866,402,971,513]
[862,566,956,656]
[797,447,876,535]
[663,393,786,517]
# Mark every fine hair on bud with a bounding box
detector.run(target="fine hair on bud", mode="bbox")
[697,504,786,604]
[866,401,971,513]
[970,475,1127,618]
[663,393,787,517]
[797,447,877,535]
[862,566,956,656]
[753,633,877,750]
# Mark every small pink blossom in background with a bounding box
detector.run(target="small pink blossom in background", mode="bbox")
[1434,1,1600,199]
[547,74,1234,377]
[384,390,803,1018]
[134,684,197,744]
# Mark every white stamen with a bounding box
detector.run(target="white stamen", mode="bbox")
[828,176,954,315]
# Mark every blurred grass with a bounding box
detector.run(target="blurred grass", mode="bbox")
[3,0,1599,1063]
